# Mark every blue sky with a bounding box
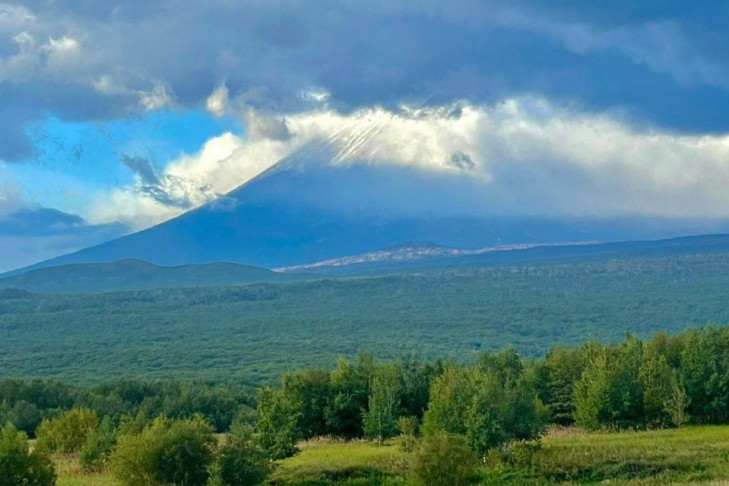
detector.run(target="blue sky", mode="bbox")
[2,1,729,271]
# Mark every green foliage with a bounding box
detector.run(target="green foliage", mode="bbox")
[36,407,99,453]
[396,416,419,452]
[210,424,270,486]
[110,415,215,486]
[256,387,301,460]
[665,380,690,427]
[363,364,401,444]
[539,346,583,425]
[80,415,117,472]
[0,422,55,486]
[280,369,332,438]
[325,354,374,439]
[410,433,477,486]
[639,338,674,427]
[5,253,729,385]
[423,364,547,454]
[269,438,407,485]
[0,400,42,437]
[574,338,645,430]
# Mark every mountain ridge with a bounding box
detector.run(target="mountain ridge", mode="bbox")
[0,258,310,294]
[5,233,729,293]
[8,123,729,275]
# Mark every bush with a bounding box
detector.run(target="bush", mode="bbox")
[210,424,270,486]
[501,439,542,467]
[410,433,477,486]
[0,423,56,486]
[110,415,215,486]
[35,407,99,453]
[80,416,117,472]
[397,415,419,452]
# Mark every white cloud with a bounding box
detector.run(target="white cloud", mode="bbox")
[206,83,229,117]
[138,80,172,111]
[0,3,34,33]
[84,98,729,229]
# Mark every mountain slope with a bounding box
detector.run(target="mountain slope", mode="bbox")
[278,234,729,275]
[0,259,307,294]
[9,120,729,275]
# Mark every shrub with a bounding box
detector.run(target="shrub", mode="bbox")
[80,416,117,472]
[410,433,477,486]
[397,415,419,452]
[210,424,270,486]
[35,407,99,453]
[110,415,215,486]
[0,423,56,486]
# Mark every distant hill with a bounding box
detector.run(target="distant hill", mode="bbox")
[0,259,309,294]
[5,233,729,294]
[4,249,729,384]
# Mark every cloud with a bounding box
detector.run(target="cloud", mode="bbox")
[138,80,172,111]
[0,187,128,272]
[243,109,291,141]
[121,155,160,185]
[206,83,228,117]
[83,98,729,229]
[3,0,729,162]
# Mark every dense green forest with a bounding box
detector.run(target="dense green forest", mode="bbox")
[6,325,729,485]
[2,252,729,384]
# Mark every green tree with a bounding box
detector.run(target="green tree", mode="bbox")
[363,364,401,443]
[541,347,583,425]
[111,415,215,486]
[639,341,673,427]
[479,348,523,385]
[423,365,546,455]
[324,353,374,438]
[80,415,117,472]
[665,379,690,427]
[36,407,99,453]
[0,423,55,486]
[255,387,301,460]
[574,337,645,430]
[280,369,331,439]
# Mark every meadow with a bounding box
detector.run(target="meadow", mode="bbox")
[51,426,729,485]
[2,252,729,385]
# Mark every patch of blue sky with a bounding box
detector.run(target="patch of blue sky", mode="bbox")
[5,109,240,215]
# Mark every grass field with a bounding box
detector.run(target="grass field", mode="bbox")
[269,426,729,485]
[54,454,118,486]
[51,425,729,484]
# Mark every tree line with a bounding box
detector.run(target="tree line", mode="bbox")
[257,325,729,458]
[0,379,255,437]
[4,325,729,484]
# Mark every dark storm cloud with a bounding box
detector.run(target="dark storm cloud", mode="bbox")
[121,155,160,185]
[2,1,729,161]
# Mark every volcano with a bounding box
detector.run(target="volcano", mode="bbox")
[10,115,729,275]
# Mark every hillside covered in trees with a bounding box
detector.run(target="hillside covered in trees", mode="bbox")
[3,252,729,384]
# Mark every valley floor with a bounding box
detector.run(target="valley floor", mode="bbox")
[56,425,729,485]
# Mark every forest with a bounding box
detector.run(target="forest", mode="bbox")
[3,252,729,385]
[4,325,729,485]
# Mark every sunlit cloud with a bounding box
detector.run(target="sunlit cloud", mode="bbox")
[85,97,729,229]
